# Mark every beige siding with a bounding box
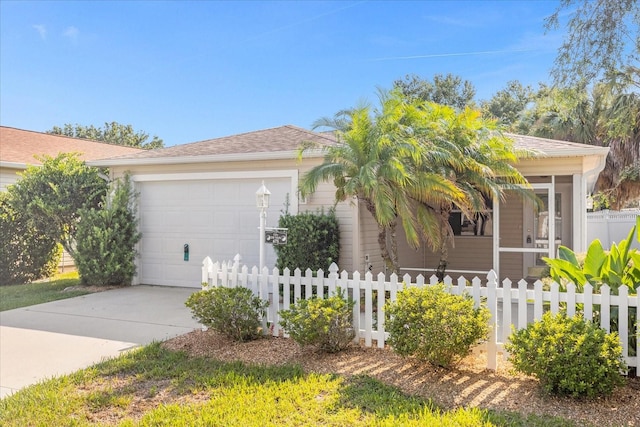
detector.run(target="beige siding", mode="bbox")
[397,232,493,277]
[109,157,359,273]
[0,167,20,191]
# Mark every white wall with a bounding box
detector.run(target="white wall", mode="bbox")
[587,209,640,250]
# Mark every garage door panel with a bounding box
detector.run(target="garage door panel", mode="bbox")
[137,177,290,287]
[140,237,163,255]
[140,209,165,231]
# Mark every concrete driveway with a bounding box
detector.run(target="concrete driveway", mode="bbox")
[0,285,201,399]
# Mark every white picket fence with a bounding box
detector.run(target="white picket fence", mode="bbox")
[202,256,639,376]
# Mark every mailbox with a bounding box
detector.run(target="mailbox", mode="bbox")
[265,228,288,245]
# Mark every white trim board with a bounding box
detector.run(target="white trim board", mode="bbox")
[131,170,300,214]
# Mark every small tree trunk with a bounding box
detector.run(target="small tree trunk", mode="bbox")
[377,224,396,274]
[436,206,452,281]
[362,198,397,274]
[388,219,400,275]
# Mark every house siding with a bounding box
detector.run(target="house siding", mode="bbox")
[108,157,359,273]
[0,168,20,191]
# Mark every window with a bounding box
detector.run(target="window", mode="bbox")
[449,211,493,236]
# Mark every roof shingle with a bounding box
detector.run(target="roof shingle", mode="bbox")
[0,126,145,165]
[101,125,337,161]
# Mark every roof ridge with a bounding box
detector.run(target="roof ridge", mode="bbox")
[282,124,337,143]
[165,124,335,149]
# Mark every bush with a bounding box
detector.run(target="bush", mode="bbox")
[385,285,490,368]
[74,175,141,286]
[274,208,340,272]
[279,289,355,353]
[505,312,626,398]
[0,192,61,285]
[186,286,268,342]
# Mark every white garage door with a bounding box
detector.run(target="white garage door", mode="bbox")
[136,177,292,287]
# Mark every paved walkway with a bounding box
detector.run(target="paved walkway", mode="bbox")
[0,285,201,399]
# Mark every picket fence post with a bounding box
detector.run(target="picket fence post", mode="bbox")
[202,256,213,289]
[486,270,498,371]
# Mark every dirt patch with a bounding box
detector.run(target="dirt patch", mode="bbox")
[162,330,640,427]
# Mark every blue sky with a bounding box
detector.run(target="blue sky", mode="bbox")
[1,1,566,147]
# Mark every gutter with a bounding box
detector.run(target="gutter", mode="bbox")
[0,161,31,170]
[87,148,326,167]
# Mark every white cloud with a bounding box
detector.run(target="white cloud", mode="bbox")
[63,26,79,44]
[33,24,47,40]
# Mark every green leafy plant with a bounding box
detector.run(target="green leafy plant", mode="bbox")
[274,207,340,272]
[6,153,108,260]
[0,192,61,285]
[185,286,267,342]
[279,288,355,353]
[543,216,640,294]
[505,312,626,398]
[384,285,490,368]
[74,175,142,286]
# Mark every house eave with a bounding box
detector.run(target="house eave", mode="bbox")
[87,149,326,167]
[530,147,610,158]
[0,161,29,170]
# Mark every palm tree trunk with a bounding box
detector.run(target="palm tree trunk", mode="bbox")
[595,137,640,209]
[388,219,400,275]
[436,206,452,281]
[363,198,398,274]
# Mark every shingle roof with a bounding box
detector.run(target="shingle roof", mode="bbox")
[505,133,609,157]
[102,125,337,161]
[0,126,145,165]
[88,125,609,167]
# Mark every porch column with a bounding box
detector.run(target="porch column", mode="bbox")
[492,195,500,277]
[573,173,586,252]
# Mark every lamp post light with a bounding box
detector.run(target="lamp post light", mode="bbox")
[256,181,271,272]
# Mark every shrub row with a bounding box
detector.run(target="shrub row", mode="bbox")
[187,283,628,398]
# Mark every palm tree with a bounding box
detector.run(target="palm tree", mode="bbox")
[299,90,464,274]
[415,104,534,278]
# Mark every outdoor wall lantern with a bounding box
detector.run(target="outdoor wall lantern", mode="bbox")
[256,181,271,271]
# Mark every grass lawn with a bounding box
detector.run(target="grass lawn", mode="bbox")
[0,343,576,427]
[0,271,93,311]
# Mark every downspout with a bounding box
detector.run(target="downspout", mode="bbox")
[579,155,608,252]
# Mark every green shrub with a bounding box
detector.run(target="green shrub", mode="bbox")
[279,289,355,353]
[543,216,640,294]
[385,285,490,368]
[274,208,340,272]
[186,286,268,342]
[0,192,61,285]
[505,312,626,398]
[74,175,141,286]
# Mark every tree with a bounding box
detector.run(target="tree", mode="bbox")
[393,73,476,109]
[74,174,142,286]
[517,75,640,208]
[300,90,532,275]
[422,104,534,277]
[48,121,164,149]
[299,90,465,273]
[545,0,639,87]
[481,80,534,129]
[0,192,61,285]
[7,153,108,260]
